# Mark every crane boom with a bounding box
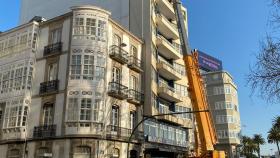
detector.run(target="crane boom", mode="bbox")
[173,1,225,157]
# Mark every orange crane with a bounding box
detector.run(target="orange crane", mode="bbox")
[173,1,225,157]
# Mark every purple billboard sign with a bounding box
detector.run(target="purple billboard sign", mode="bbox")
[198,51,223,72]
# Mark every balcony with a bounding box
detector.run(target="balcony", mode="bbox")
[109,45,129,64]
[155,0,176,20]
[106,125,143,141]
[157,83,182,103]
[156,35,182,60]
[65,122,103,136]
[33,125,56,139]
[157,60,181,81]
[128,56,143,73]
[108,82,128,100]
[127,89,144,105]
[39,80,59,95]
[43,42,63,57]
[156,14,179,39]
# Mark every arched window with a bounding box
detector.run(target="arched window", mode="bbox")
[112,67,121,83]
[36,147,52,158]
[111,105,119,131]
[113,34,121,46]
[43,103,54,125]
[130,46,137,58]
[112,148,120,158]
[73,146,91,158]
[7,149,20,158]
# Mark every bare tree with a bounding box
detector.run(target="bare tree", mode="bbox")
[248,0,280,102]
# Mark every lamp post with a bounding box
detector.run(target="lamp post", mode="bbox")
[126,110,209,158]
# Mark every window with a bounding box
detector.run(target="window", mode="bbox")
[36,147,52,158]
[224,85,231,94]
[113,34,121,46]
[130,111,136,129]
[74,18,84,36]
[80,99,91,121]
[83,55,94,80]
[97,20,106,38]
[92,99,100,122]
[174,63,186,76]
[48,63,58,81]
[216,115,235,124]
[7,149,20,158]
[112,67,121,83]
[213,86,224,95]
[112,148,120,158]
[95,56,105,80]
[67,98,78,121]
[111,106,119,127]
[215,101,234,110]
[86,18,96,36]
[71,55,82,79]
[174,84,188,97]
[175,105,191,120]
[50,28,62,44]
[73,146,91,158]
[129,75,138,90]
[43,103,53,125]
[130,45,137,57]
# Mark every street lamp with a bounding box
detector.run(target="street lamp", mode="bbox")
[126,110,209,158]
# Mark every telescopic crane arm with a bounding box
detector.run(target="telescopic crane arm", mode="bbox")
[172,1,225,157]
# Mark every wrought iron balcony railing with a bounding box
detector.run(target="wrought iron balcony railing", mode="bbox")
[109,45,129,64]
[127,89,144,105]
[43,42,62,56]
[33,124,56,139]
[39,80,59,95]
[106,125,144,141]
[128,56,143,72]
[108,82,128,99]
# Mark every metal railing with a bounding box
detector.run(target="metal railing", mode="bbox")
[43,42,62,56]
[156,13,178,30]
[109,45,129,64]
[158,81,175,93]
[39,80,59,95]
[108,82,128,98]
[33,124,56,139]
[157,34,181,55]
[128,89,144,103]
[106,125,143,140]
[128,56,142,71]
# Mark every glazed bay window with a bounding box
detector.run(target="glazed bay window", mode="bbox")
[80,98,91,121]
[83,55,94,80]
[86,18,96,36]
[70,55,82,79]
[67,98,99,123]
[74,18,84,36]
[70,54,105,81]
[3,99,28,128]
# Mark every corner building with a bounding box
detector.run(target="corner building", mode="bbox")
[202,71,241,158]
[0,6,144,158]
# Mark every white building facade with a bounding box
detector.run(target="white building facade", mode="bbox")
[0,6,144,158]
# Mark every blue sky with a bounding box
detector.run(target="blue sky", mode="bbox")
[1,0,280,156]
[184,0,280,155]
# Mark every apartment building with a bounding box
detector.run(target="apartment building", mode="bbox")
[202,71,241,158]
[0,5,144,158]
[19,0,194,157]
